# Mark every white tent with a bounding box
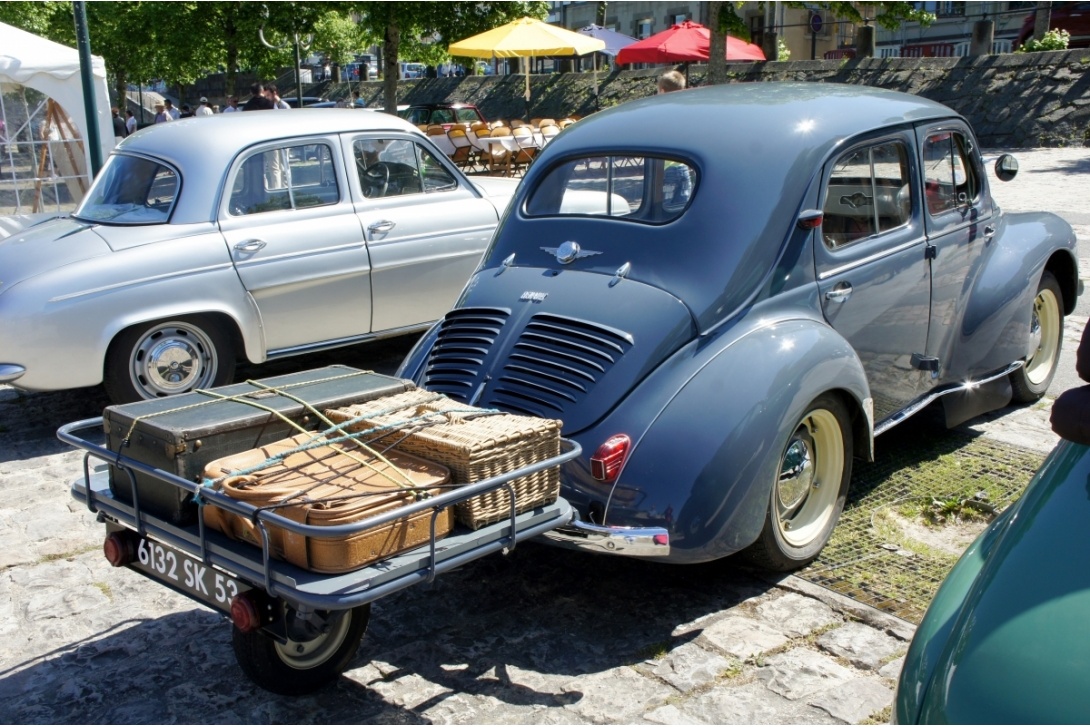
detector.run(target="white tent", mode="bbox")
[0,21,113,212]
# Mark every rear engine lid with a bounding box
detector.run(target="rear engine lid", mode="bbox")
[418,265,696,433]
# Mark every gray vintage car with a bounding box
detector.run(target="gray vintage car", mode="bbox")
[0,110,517,402]
[398,83,1079,569]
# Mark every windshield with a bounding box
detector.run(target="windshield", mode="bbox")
[74,154,179,225]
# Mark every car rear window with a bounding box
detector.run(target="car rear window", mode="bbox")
[74,154,179,225]
[525,155,695,223]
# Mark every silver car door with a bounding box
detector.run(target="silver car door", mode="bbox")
[219,139,372,353]
[345,134,501,333]
[815,134,933,424]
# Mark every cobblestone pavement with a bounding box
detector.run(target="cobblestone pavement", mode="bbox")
[1,148,1087,724]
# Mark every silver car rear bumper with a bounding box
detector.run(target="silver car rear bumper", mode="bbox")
[540,518,670,557]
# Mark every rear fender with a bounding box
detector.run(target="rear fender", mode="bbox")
[595,317,871,563]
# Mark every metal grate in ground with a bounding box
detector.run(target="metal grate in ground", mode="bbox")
[797,422,1045,623]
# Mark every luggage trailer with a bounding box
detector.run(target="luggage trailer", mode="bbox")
[58,417,580,695]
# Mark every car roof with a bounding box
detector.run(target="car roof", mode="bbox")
[112,109,424,223]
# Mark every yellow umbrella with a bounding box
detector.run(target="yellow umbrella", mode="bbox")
[448,16,605,102]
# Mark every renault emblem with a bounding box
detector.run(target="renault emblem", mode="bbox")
[541,241,601,265]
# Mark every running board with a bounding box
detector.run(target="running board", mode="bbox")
[264,323,433,360]
[873,361,1024,436]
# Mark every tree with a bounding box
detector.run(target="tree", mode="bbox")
[353,1,547,113]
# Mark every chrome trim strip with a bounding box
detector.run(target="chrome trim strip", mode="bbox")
[873,361,1023,436]
[818,237,927,280]
[264,322,434,359]
[49,262,237,303]
[540,518,669,557]
[0,364,26,383]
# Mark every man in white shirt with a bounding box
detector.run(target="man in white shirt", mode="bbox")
[125,109,137,135]
[195,97,214,116]
[267,84,291,110]
[221,96,239,113]
[163,99,180,120]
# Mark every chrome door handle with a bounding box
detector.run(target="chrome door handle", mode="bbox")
[368,220,396,235]
[825,284,853,303]
[983,224,996,239]
[234,239,266,253]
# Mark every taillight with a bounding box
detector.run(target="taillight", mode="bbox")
[103,532,135,567]
[590,434,631,482]
[230,594,261,633]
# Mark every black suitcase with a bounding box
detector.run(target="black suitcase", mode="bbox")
[103,366,413,524]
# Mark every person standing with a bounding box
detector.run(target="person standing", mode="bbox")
[163,99,180,119]
[195,97,214,116]
[221,96,239,113]
[153,103,170,123]
[242,82,274,111]
[111,107,127,142]
[266,84,291,110]
[125,109,137,135]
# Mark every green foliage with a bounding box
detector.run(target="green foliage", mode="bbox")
[777,36,791,61]
[787,2,935,31]
[1018,28,1071,52]
[715,2,751,41]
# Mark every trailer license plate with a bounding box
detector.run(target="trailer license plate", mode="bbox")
[131,535,248,612]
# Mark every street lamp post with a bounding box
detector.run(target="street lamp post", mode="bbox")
[258,24,313,108]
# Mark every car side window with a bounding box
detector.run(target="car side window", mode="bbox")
[355,139,452,198]
[455,108,481,124]
[228,143,339,216]
[922,131,979,216]
[431,109,454,124]
[525,155,695,224]
[822,140,912,249]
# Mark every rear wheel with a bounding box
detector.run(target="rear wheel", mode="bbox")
[744,395,852,571]
[1010,271,1064,403]
[103,316,235,403]
[232,604,370,695]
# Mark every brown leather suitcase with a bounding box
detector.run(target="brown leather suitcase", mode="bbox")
[201,432,453,573]
[103,366,413,525]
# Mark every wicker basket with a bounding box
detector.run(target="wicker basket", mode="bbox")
[201,432,453,573]
[326,390,562,529]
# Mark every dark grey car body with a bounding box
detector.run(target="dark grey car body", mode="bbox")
[398,83,1079,565]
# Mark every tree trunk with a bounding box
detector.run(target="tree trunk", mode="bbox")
[383,15,400,114]
[707,1,726,86]
[595,1,606,26]
[1033,1,1053,41]
[224,17,239,97]
[114,70,127,115]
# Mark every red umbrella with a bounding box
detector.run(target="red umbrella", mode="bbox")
[615,20,765,64]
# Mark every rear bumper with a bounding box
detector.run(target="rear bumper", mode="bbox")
[540,518,670,557]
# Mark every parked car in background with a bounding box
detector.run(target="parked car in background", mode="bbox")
[282,95,325,108]
[398,62,426,79]
[397,83,1078,569]
[895,330,1090,722]
[1017,2,1090,48]
[0,111,518,403]
[399,103,486,129]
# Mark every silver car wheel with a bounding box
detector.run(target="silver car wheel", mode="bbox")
[775,408,845,549]
[272,611,353,670]
[129,321,220,398]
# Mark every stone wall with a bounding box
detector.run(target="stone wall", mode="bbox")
[326,50,1090,148]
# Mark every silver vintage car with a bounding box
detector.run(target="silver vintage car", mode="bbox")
[0,110,517,402]
[398,83,1080,570]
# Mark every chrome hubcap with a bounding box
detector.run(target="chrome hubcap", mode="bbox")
[131,322,217,398]
[778,437,815,512]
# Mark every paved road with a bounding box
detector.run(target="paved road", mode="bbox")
[1,148,1087,723]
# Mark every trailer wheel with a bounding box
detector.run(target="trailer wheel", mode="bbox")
[231,604,370,695]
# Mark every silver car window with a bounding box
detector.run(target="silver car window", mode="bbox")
[354,139,454,198]
[525,155,695,224]
[228,143,339,216]
[822,140,912,249]
[74,154,178,225]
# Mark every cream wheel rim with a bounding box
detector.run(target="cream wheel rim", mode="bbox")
[775,409,844,548]
[1026,286,1061,386]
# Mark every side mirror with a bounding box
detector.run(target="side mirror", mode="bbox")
[994,154,1019,182]
[797,209,823,230]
